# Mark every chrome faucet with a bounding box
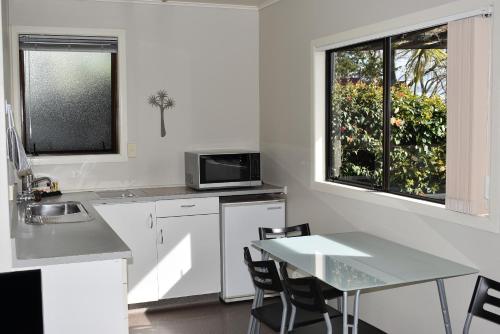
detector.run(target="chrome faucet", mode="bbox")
[18,174,53,202]
[32,176,53,188]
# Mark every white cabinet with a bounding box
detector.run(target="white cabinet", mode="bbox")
[95,197,223,303]
[95,202,158,304]
[42,259,128,334]
[156,208,220,299]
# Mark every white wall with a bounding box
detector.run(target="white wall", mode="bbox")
[260,0,500,333]
[9,0,259,191]
[0,0,12,272]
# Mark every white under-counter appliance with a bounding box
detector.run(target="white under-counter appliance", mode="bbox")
[185,150,262,190]
[220,195,285,303]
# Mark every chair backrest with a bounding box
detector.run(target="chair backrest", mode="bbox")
[259,223,311,240]
[279,262,327,314]
[467,276,500,325]
[243,247,283,292]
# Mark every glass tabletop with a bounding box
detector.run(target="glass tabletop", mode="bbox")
[251,232,478,292]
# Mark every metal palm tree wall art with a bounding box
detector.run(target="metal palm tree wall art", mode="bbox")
[148,90,176,138]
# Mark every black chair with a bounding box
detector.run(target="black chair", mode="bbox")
[279,262,339,334]
[244,247,340,334]
[464,276,500,333]
[259,223,311,240]
[259,224,344,302]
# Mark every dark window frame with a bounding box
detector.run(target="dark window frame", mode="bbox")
[19,49,119,156]
[325,27,446,205]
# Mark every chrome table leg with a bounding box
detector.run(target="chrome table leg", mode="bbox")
[353,290,360,334]
[437,279,453,334]
[342,291,349,334]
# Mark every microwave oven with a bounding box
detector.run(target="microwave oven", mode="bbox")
[185,151,262,190]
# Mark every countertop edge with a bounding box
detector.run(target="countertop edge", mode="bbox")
[90,184,287,205]
[11,240,131,268]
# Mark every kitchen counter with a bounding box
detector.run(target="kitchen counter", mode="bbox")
[93,183,286,204]
[11,191,131,268]
[11,183,286,268]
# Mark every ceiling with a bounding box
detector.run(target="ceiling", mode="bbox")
[171,0,270,6]
[110,0,276,9]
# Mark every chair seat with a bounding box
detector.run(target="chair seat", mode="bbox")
[251,301,342,332]
[318,280,343,300]
[291,314,387,333]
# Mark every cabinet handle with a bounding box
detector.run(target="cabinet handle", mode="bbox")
[267,206,282,210]
[181,204,196,208]
[160,229,164,244]
[149,213,153,229]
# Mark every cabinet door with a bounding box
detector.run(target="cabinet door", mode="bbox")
[157,214,220,300]
[95,202,158,304]
[221,201,285,300]
[42,259,128,334]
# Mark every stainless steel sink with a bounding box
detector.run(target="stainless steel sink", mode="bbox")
[25,201,92,225]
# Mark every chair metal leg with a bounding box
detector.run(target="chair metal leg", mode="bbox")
[288,305,297,332]
[248,288,260,334]
[463,313,473,334]
[324,312,333,334]
[254,286,266,334]
[248,313,256,334]
[437,279,453,334]
[352,290,360,334]
[342,291,349,334]
[255,318,261,334]
[279,292,288,334]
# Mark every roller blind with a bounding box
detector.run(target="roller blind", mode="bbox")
[19,34,118,53]
[445,15,492,216]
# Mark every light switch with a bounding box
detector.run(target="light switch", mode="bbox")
[128,143,137,158]
[8,185,16,201]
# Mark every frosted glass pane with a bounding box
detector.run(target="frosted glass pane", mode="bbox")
[23,51,115,154]
[252,232,477,292]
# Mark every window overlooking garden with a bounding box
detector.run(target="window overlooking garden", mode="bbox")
[326,25,447,203]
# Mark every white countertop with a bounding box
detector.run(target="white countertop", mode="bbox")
[12,191,131,268]
[12,184,286,268]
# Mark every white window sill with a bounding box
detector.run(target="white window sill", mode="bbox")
[29,153,127,165]
[311,180,498,233]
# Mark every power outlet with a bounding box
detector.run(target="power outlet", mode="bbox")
[127,143,137,158]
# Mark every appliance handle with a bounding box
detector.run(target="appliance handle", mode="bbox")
[181,204,196,208]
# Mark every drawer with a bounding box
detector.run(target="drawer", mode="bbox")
[156,197,219,217]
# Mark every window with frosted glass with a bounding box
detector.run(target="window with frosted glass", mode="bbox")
[19,35,118,155]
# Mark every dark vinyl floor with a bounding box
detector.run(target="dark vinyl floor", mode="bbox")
[129,300,273,334]
[129,300,385,334]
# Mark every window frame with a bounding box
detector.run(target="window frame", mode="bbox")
[19,47,119,155]
[324,28,447,205]
[11,26,128,165]
[310,2,498,233]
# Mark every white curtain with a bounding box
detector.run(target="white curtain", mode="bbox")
[446,16,492,216]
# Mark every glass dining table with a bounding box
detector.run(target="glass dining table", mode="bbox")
[252,232,478,334]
